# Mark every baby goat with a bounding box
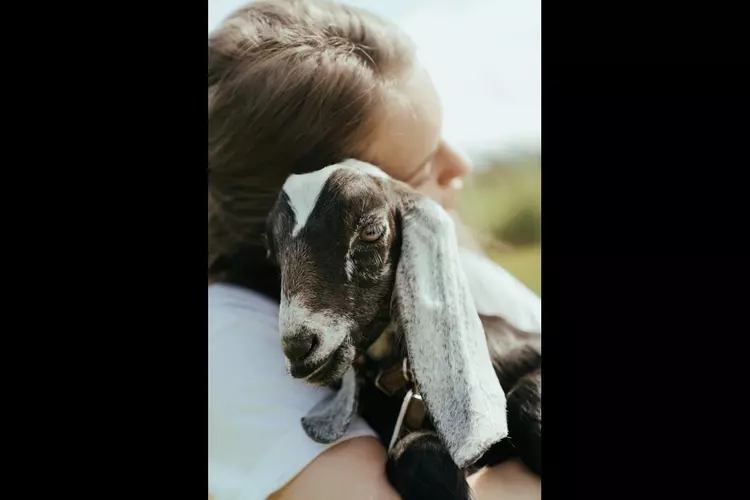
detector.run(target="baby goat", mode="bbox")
[265,159,542,500]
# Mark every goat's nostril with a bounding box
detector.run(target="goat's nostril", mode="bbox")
[282,331,317,362]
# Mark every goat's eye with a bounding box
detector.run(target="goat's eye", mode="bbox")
[360,224,384,242]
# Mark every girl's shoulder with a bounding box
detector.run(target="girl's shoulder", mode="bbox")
[208,282,378,499]
[458,248,542,334]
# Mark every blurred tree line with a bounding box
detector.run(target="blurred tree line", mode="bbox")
[454,149,541,296]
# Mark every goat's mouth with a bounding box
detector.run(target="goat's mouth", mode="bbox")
[289,342,354,386]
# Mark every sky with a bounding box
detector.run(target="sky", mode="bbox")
[208,0,541,160]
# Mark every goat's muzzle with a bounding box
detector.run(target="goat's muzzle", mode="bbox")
[278,294,354,384]
[281,328,353,386]
[281,326,318,363]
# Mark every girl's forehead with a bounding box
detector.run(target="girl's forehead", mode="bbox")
[360,65,443,183]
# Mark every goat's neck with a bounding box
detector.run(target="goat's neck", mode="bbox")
[358,297,395,355]
[365,322,398,361]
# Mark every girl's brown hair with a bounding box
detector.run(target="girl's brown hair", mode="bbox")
[208,0,415,297]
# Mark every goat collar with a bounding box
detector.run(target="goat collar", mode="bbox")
[374,357,415,397]
[366,354,428,449]
[385,358,427,451]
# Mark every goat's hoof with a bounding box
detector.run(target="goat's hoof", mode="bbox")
[386,431,472,500]
[506,370,541,476]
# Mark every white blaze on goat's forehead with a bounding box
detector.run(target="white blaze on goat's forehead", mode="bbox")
[282,165,340,238]
[282,160,391,237]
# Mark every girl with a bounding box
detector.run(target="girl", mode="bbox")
[208,1,541,498]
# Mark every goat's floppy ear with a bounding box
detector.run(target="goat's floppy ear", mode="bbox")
[393,188,508,468]
[301,366,358,444]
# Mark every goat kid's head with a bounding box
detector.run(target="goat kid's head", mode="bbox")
[266,160,399,386]
[267,159,508,468]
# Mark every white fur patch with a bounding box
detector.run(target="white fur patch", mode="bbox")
[283,165,341,238]
[344,255,355,281]
[278,294,353,370]
[282,160,391,238]
[395,195,508,468]
[343,225,362,282]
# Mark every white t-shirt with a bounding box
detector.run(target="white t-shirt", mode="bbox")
[208,249,541,500]
[457,247,541,334]
[209,282,378,500]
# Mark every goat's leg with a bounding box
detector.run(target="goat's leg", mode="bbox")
[386,431,472,500]
[503,369,542,476]
[471,364,542,475]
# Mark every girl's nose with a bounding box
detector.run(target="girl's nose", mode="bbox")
[434,141,472,188]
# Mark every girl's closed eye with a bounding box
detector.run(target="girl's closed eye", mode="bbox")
[406,158,435,187]
[403,148,438,187]
[411,162,434,187]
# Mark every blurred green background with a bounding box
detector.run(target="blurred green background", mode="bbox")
[454,150,541,296]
